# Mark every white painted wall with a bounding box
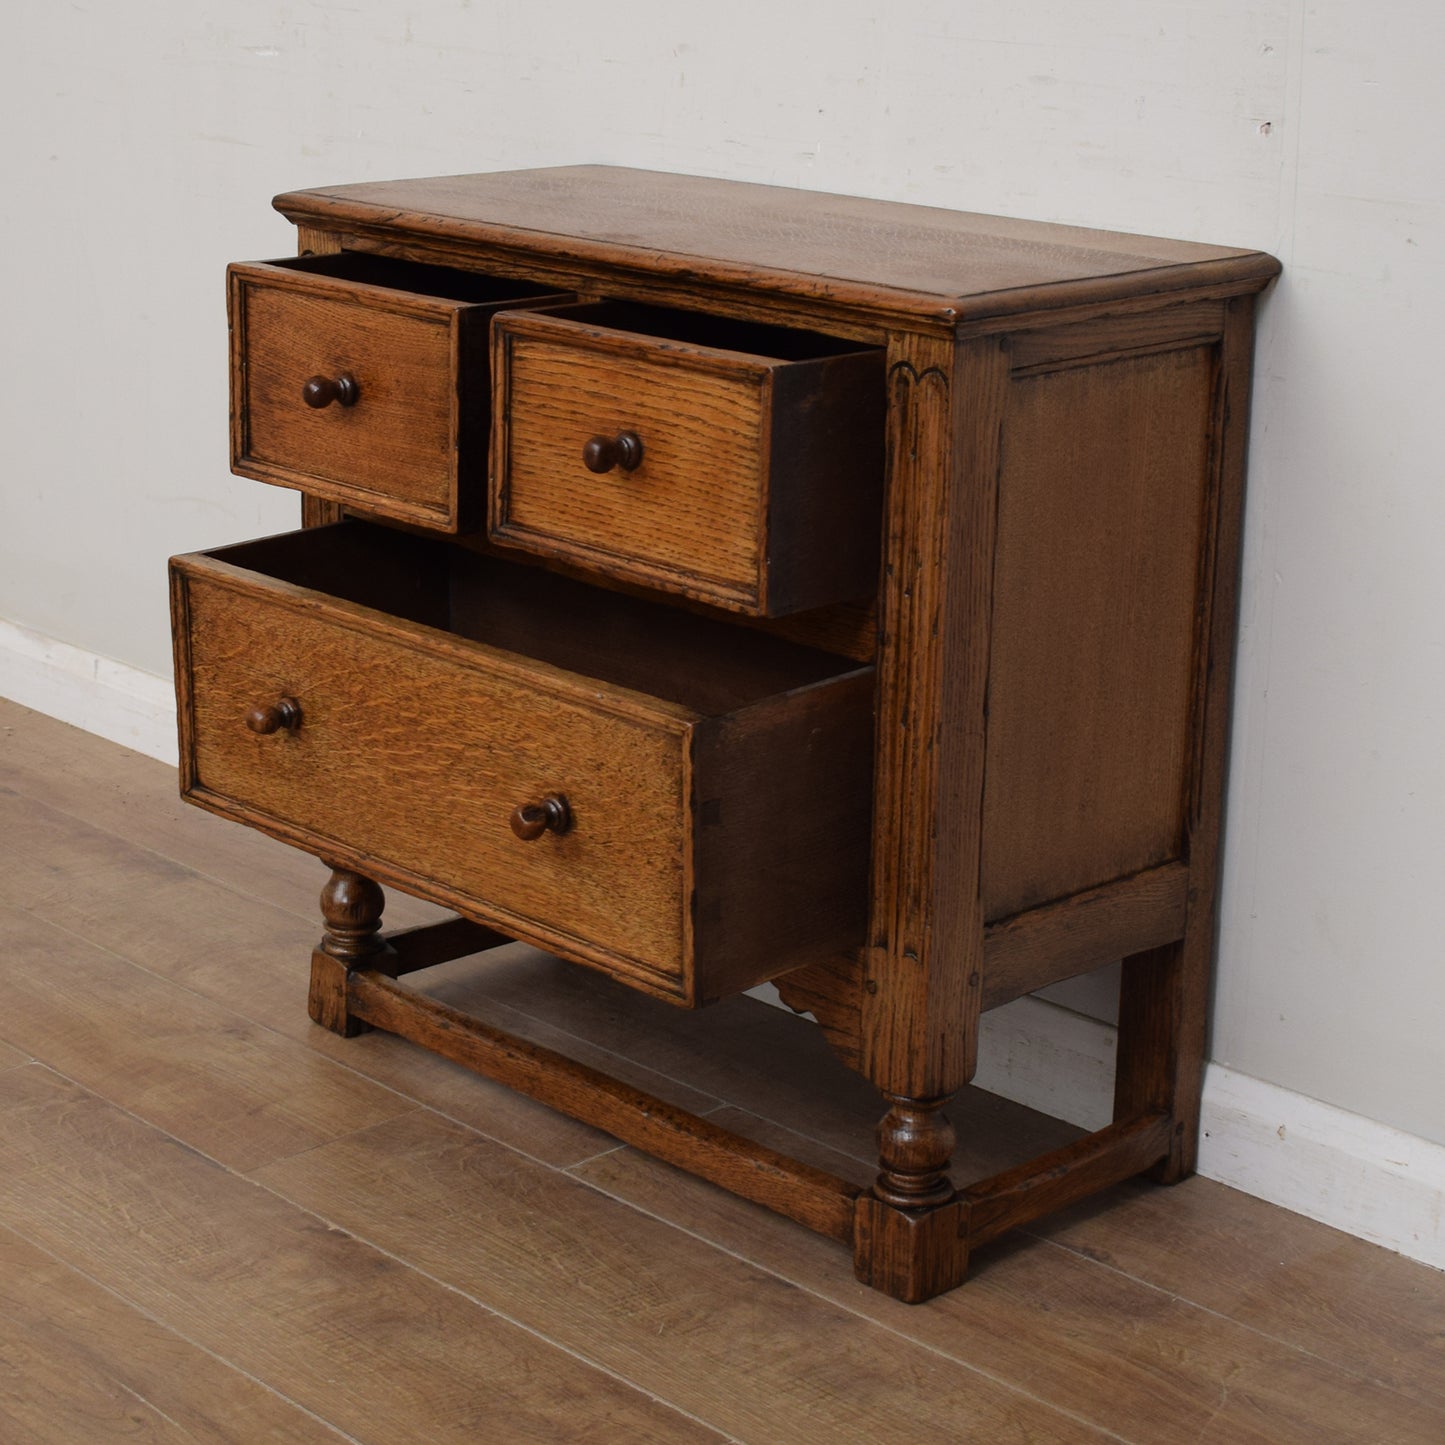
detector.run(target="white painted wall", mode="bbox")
[4,3,1442,1151]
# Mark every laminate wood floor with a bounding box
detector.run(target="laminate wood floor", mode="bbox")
[1,697,1442,1443]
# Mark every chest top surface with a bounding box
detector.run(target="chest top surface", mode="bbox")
[274,164,1279,326]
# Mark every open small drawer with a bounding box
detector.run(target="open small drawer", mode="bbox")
[489,301,885,616]
[229,254,571,531]
[171,521,874,1004]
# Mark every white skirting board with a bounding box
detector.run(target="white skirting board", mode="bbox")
[0,618,178,766]
[5,619,1442,1274]
[972,995,1445,1273]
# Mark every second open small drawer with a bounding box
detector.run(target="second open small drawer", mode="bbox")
[489,301,885,616]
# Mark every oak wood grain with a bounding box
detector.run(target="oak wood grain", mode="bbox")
[1110,298,1257,1180]
[0,1068,722,1444]
[230,255,569,530]
[961,1113,1173,1248]
[232,260,474,527]
[861,333,1009,1099]
[981,344,1215,918]
[174,526,871,1002]
[491,302,883,615]
[1006,296,1226,370]
[274,166,1279,329]
[981,861,1190,1009]
[495,309,773,608]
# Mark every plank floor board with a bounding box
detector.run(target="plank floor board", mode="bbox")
[0,787,620,1168]
[572,1118,1445,1443]
[0,697,442,929]
[0,1066,727,1444]
[0,1224,349,1443]
[1034,1177,1445,1416]
[0,900,412,1173]
[4,699,1445,1442]
[253,1109,1109,1443]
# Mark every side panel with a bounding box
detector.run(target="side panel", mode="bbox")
[981,342,1217,920]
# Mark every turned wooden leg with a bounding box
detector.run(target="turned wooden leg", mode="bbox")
[874,1093,956,1208]
[854,1092,968,1303]
[308,866,388,1037]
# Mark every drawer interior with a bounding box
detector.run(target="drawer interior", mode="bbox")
[262,252,558,306]
[212,522,866,715]
[534,300,875,361]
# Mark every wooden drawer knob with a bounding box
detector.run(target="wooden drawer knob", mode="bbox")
[582,431,643,474]
[301,373,360,409]
[509,795,572,841]
[245,697,303,735]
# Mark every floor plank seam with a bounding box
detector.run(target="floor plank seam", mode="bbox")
[6,1059,723,1441]
[1021,1230,1437,1410]
[0,769,329,930]
[111,1378,203,1437]
[232,1105,440,1177]
[2,887,666,1183]
[557,1101,735,1176]
[237,1171,737,1443]
[335,1087,635,1178]
[0,1192,364,1444]
[562,1140,661,1173]
[562,1165,1136,1445]
[1,893,437,1102]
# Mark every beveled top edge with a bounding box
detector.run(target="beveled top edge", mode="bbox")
[275,165,1281,324]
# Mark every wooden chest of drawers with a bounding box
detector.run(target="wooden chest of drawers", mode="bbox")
[172,166,1278,1302]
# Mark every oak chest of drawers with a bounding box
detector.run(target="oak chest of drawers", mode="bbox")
[172,166,1278,1302]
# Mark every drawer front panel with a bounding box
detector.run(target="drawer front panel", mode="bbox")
[232,264,469,526]
[180,571,690,988]
[495,324,768,609]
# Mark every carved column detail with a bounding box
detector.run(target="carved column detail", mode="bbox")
[319,867,386,963]
[310,866,386,1037]
[874,1093,957,1209]
[861,332,1011,1101]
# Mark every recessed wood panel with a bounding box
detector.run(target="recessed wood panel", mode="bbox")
[981,345,1216,919]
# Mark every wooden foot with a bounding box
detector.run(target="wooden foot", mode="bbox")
[856,1092,965,1301]
[1114,938,1204,1182]
[854,1196,969,1303]
[308,866,388,1037]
